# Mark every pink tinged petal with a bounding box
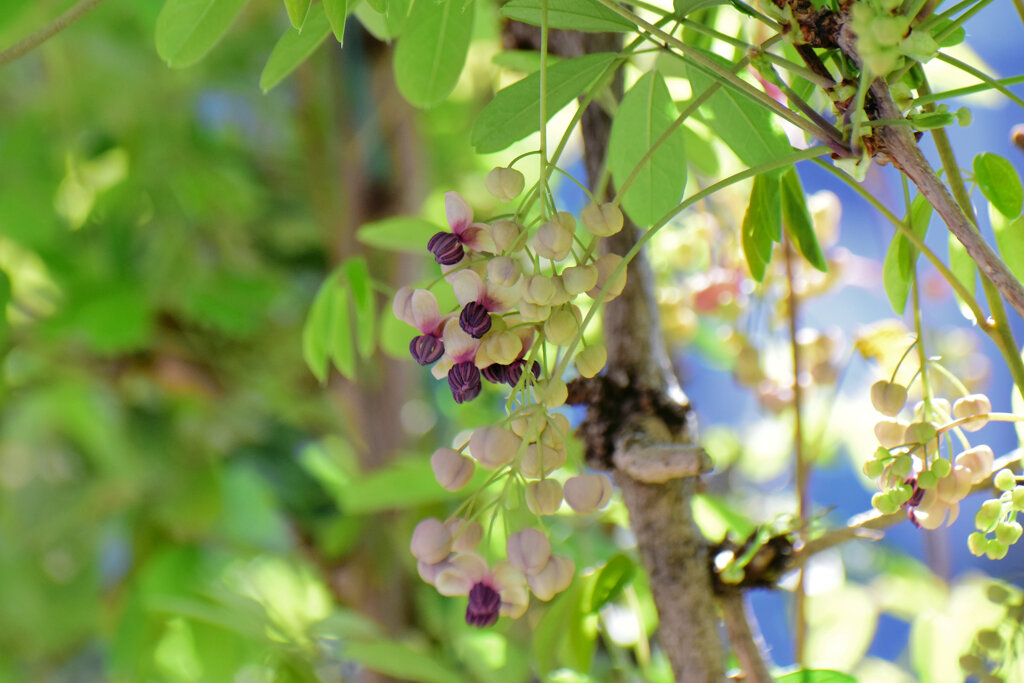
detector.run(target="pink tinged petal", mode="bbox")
[393,286,415,326]
[410,518,452,564]
[448,519,484,553]
[418,559,449,586]
[507,528,552,575]
[447,270,486,307]
[460,223,497,253]
[491,561,527,589]
[431,448,475,491]
[436,568,474,596]
[442,317,481,363]
[445,191,474,235]
[410,289,442,334]
[470,426,521,469]
[431,357,455,380]
[500,585,530,618]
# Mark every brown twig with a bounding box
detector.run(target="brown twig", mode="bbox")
[0,0,107,68]
[720,591,776,683]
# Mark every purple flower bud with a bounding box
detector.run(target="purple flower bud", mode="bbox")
[410,335,445,365]
[481,364,508,384]
[427,231,465,266]
[448,361,482,403]
[504,360,542,387]
[459,301,492,338]
[466,581,501,627]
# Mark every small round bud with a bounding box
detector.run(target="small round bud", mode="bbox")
[507,528,552,575]
[955,107,972,127]
[431,448,475,491]
[581,203,624,237]
[953,394,992,432]
[870,380,908,416]
[486,167,525,202]
[561,264,599,295]
[487,256,521,287]
[518,300,551,323]
[995,468,1017,491]
[527,555,575,601]
[469,426,522,469]
[872,491,899,515]
[978,628,1004,651]
[968,531,988,556]
[931,458,952,479]
[491,219,523,253]
[479,331,523,367]
[874,419,907,449]
[986,539,1009,560]
[891,454,913,478]
[1012,486,1024,509]
[532,215,575,261]
[526,479,563,515]
[536,379,568,409]
[522,274,556,306]
[575,344,607,379]
[976,500,1003,529]
[564,473,612,514]
[544,306,581,347]
[995,520,1023,546]
[986,583,1012,604]
[587,254,627,301]
[917,470,938,489]
[904,421,937,445]
[955,445,995,484]
[510,412,545,439]
[520,443,567,479]
[448,519,483,552]
[410,518,452,564]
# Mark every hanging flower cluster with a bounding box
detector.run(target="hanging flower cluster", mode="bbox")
[861,353,1024,558]
[395,168,624,626]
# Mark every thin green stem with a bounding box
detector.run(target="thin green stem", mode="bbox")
[934,52,1024,110]
[927,358,972,397]
[934,0,995,41]
[539,0,550,208]
[0,0,107,68]
[912,74,1024,107]
[912,278,934,406]
[811,159,987,324]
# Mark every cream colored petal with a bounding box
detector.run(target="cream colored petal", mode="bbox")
[447,269,485,307]
[445,191,473,234]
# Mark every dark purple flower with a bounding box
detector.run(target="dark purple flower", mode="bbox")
[481,364,507,384]
[448,361,482,403]
[504,359,542,387]
[427,231,465,266]
[459,301,492,338]
[465,581,501,627]
[410,335,445,365]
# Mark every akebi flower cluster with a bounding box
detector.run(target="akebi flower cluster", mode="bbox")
[395,168,624,626]
[862,349,1024,559]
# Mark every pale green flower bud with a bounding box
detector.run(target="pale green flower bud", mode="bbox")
[526,479,563,515]
[995,521,1023,546]
[410,518,452,564]
[431,448,475,491]
[532,216,574,261]
[995,468,1017,492]
[527,555,575,601]
[587,254,627,301]
[518,300,551,323]
[520,443,567,479]
[486,167,525,202]
[955,445,995,484]
[487,256,521,287]
[561,264,599,295]
[564,473,612,513]
[544,306,581,346]
[575,345,607,379]
[581,202,624,237]
[535,378,568,408]
[448,519,483,552]
[953,394,991,432]
[522,274,556,306]
[507,528,552,575]
[874,419,907,449]
[870,380,907,417]
[470,425,522,469]
[478,330,523,367]
[492,219,523,253]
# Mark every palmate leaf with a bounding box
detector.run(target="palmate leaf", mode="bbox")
[393,0,474,108]
[471,52,617,153]
[155,0,248,68]
[260,3,333,92]
[608,71,687,228]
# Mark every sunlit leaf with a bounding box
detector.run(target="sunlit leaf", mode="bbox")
[882,194,931,314]
[472,52,617,153]
[343,257,376,358]
[345,641,467,683]
[588,554,636,612]
[260,3,333,92]
[990,202,1024,284]
[608,71,687,228]
[692,493,756,542]
[322,0,347,42]
[393,0,474,108]
[284,0,311,28]
[776,671,857,683]
[974,152,1023,218]
[500,0,633,32]
[155,0,248,68]
[781,168,827,273]
[740,173,781,282]
[357,216,443,252]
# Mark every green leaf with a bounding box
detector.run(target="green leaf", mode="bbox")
[692,493,756,542]
[343,257,376,358]
[356,216,442,252]
[990,202,1024,284]
[948,232,976,318]
[155,0,248,68]
[974,152,1023,218]
[260,3,333,92]
[685,50,792,174]
[302,270,355,382]
[780,168,827,272]
[882,194,932,314]
[674,0,728,14]
[533,581,581,675]
[776,671,857,683]
[740,174,781,282]
[284,0,311,27]
[608,72,687,228]
[322,0,347,42]
[472,52,617,153]
[500,0,634,33]
[491,49,561,74]
[588,554,636,612]
[393,0,474,108]
[344,641,467,683]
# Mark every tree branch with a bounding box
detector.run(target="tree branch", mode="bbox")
[0,0,107,68]
[720,591,775,683]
